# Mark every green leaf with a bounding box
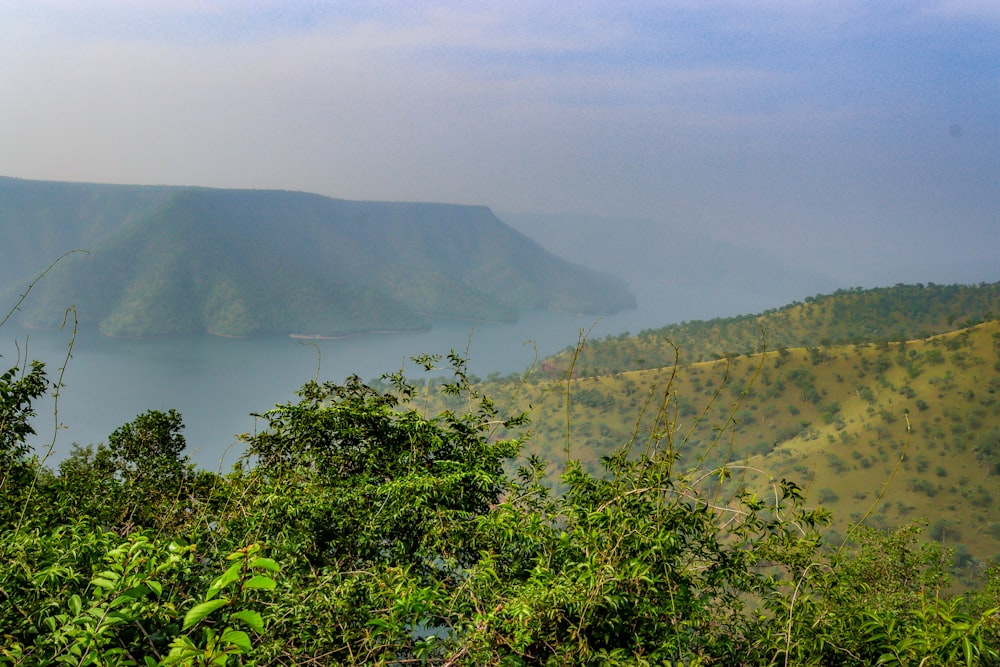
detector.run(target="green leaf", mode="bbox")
[111,585,149,607]
[182,598,229,630]
[221,629,252,653]
[248,557,280,572]
[165,635,201,662]
[242,575,276,590]
[206,562,242,600]
[367,618,392,633]
[147,580,163,597]
[168,539,191,554]
[68,594,82,615]
[230,610,264,634]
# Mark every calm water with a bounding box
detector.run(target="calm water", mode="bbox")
[2,307,659,470]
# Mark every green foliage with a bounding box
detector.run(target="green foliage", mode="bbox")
[763,523,1000,666]
[0,359,48,528]
[2,339,999,663]
[547,281,1000,377]
[0,527,194,665]
[0,360,46,471]
[163,543,278,665]
[242,360,521,575]
[108,409,186,476]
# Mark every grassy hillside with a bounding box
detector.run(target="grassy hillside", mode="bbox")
[1,178,635,337]
[413,286,1000,579]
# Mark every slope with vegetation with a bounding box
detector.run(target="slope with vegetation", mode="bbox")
[0,177,634,338]
[3,343,999,665]
[482,324,998,571]
[3,284,1000,663]
[413,283,1000,576]
[545,281,1000,377]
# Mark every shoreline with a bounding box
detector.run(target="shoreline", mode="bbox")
[289,327,430,341]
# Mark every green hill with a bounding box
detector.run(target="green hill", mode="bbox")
[414,283,1000,576]
[0,177,634,337]
[543,282,1000,377]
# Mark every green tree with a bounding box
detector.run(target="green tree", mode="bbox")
[243,367,522,575]
[0,360,47,527]
[0,361,46,470]
[107,409,192,529]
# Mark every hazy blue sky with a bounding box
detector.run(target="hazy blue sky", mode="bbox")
[1,1,997,287]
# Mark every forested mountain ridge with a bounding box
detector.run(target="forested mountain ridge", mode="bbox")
[544,281,1000,377]
[0,176,176,287]
[0,176,634,337]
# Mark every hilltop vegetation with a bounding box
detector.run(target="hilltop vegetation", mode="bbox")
[0,177,634,337]
[546,282,1000,377]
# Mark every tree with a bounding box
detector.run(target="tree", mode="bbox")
[243,367,521,575]
[0,361,46,471]
[107,409,191,528]
[0,360,47,526]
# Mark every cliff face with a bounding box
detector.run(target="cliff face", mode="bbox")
[0,177,634,337]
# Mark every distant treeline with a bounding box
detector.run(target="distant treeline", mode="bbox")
[547,281,1000,377]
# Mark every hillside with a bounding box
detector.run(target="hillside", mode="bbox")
[5,281,1000,663]
[0,177,634,337]
[413,284,1000,577]
[543,282,1000,377]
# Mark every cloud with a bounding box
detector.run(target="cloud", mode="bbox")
[920,0,1000,21]
[0,0,996,291]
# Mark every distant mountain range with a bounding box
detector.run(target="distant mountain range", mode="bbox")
[499,211,840,324]
[0,177,634,337]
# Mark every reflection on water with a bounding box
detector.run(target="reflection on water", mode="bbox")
[1,308,649,471]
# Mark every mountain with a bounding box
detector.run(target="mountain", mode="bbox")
[543,281,1000,377]
[499,211,840,324]
[0,177,634,337]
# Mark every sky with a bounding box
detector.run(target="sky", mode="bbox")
[1,1,998,288]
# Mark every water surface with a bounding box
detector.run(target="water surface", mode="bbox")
[3,309,638,470]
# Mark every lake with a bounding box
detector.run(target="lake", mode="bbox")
[2,306,668,471]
